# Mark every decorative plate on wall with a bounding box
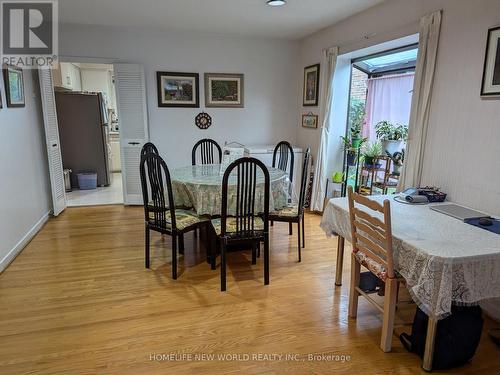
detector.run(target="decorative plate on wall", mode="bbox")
[195,112,212,129]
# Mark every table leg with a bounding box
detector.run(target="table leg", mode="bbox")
[335,236,345,286]
[422,317,438,371]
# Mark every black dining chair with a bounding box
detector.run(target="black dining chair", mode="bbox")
[271,141,295,233]
[140,152,209,279]
[269,148,311,262]
[272,141,295,182]
[209,157,270,291]
[141,142,159,157]
[192,139,222,165]
[141,141,189,252]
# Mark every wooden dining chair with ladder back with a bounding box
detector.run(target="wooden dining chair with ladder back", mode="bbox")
[140,152,209,279]
[268,148,310,262]
[347,186,405,352]
[209,157,270,292]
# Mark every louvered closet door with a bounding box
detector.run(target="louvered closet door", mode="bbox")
[114,63,149,205]
[38,68,66,216]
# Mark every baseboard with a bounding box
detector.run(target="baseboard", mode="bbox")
[0,212,50,273]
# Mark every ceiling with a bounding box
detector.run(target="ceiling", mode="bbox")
[58,0,385,40]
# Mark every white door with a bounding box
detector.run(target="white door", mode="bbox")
[113,63,149,205]
[38,68,67,216]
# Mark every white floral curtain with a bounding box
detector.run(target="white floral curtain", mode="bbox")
[398,10,442,189]
[310,46,339,211]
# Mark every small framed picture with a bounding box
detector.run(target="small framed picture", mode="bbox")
[157,72,199,107]
[3,65,25,108]
[481,26,500,97]
[303,63,320,106]
[302,113,318,129]
[205,73,244,108]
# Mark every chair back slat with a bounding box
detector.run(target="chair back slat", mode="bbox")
[297,148,311,215]
[192,138,222,165]
[348,186,395,279]
[353,220,386,243]
[221,157,269,237]
[354,232,388,260]
[140,153,176,231]
[272,141,294,183]
[352,207,386,230]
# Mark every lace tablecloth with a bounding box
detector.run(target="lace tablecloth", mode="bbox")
[171,164,289,216]
[321,195,500,319]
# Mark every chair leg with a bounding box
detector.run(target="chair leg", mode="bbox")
[297,221,301,262]
[301,215,305,248]
[178,233,185,255]
[171,235,177,280]
[251,242,257,265]
[289,222,292,235]
[257,241,261,258]
[348,254,361,318]
[145,225,150,269]
[380,278,398,352]
[271,220,274,227]
[194,227,198,238]
[221,239,227,291]
[211,232,217,270]
[264,234,270,285]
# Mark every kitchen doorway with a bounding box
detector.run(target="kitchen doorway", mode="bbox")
[52,62,123,206]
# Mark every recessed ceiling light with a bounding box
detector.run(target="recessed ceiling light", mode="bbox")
[267,0,286,6]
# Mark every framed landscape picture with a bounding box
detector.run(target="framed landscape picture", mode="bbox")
[303,63,320,106]
[302,113,318,129]
[481,26,500,97]
[3,65,25,108]
[157,72,199,107]
[205,73,244,108]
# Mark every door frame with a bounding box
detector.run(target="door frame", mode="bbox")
[47,55,145,206]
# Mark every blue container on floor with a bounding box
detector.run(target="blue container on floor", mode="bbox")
[77,172,97,190]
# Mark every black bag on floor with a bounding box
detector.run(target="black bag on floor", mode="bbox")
[399,305,483,370]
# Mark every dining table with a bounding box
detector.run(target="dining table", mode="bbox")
[320,195,500,371]
[170,164,290,216]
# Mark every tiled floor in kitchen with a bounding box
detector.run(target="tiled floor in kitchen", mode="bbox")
[66,172,123,206]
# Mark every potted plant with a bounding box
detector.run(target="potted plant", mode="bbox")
[375,121,408,155]
[386,149,405,176]
[341,136,366,166]
[348,100,366,149]
[362,141,383,167]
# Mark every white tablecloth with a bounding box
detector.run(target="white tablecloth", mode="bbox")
[321,195,500,319]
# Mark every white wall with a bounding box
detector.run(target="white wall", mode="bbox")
[0,70,51,271]
[59,24,300,168]
[297,0,500,214]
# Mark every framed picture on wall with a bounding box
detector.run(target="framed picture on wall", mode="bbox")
[3,65,25,108]
[303,63,320,106]
[204,73,244,108]
[481,26,500,97]
[156,71,199,107]
[302,113,318,129]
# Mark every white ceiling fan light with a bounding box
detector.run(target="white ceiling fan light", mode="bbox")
[266,0,287,7]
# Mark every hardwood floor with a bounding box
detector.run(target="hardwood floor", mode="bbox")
[0,206,498,374]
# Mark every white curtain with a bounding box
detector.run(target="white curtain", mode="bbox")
[363,73,415,142]
[398,10,442,189]
[310,46,339,211]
